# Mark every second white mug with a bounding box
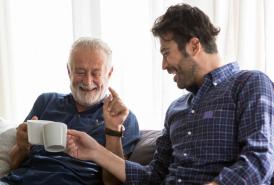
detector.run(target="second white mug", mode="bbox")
[27,120,67,152]
[42,122,67,152]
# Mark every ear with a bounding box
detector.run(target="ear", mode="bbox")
[108,67,113,79]
[67,64,72,79]
[188,37,200,56]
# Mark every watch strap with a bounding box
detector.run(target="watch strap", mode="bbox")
[105,125,125,137]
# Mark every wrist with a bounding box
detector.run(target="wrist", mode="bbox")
[105,125,125,137]
[16,144,30,154]
[87,141,104,161]
[105,123,124,131]
[92,143,109,162]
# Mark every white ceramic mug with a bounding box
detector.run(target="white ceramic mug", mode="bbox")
[42,122,67,152]
[27,120,52,145]
[27,120,67,152]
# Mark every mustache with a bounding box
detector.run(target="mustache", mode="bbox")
[78,83,97,91]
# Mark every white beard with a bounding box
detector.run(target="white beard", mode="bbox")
[70,82,107,107]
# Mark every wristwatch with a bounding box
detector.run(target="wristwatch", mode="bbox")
[105,125,125,137]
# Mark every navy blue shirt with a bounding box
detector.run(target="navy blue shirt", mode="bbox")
[1,93,140,185]
[125,63,274,185]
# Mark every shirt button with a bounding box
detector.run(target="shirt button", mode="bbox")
[183,153,187,157]
[213,82,218,86]
[178,178,182,183]
[187,131,192,135]
[191,109,195,114]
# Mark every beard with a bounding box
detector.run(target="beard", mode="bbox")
[70,82,107,107]
[176,57,198,92]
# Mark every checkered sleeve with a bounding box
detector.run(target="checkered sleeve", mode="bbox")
[124,127,173,185]
[214,71,274,184]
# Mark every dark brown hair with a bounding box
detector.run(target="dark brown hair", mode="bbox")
[152,3,220,54]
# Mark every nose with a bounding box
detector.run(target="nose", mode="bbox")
[162,59,168,70]
[82,74,93,85]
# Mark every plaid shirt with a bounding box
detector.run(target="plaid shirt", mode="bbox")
[125,63,274,185]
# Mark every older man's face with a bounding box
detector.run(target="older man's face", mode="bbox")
[68,48,112,111]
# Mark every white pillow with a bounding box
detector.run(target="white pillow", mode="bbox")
[0,117,9,134]
[0,128,16,177]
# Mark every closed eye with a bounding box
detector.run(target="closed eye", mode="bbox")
[162,51,169,58]
[92,71,102,77]
[161,48,169,58]
[75,71,85,75]
[74,69,86,76]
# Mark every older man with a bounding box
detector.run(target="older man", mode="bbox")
[66,3,274,185]
[0,38,140,185]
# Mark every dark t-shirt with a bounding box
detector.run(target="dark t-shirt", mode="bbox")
[1,93,140,185]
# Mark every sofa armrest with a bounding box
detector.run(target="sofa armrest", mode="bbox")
[129,130,161,165]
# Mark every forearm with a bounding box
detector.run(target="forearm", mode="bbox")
[9,144,28,170]
[94,144,126,183]
[105,135,124,157]
[103,135,124,185]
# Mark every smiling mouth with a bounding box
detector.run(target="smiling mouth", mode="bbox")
[168,69,177,82]
[173,74,177,82]
[79,87,97,92]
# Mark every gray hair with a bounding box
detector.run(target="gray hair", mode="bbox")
[68,37,112,69]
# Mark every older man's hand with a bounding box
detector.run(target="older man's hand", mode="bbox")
[103,87,129,131]
[16,116,38,153]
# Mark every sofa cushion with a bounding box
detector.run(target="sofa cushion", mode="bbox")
[0,127,16,177]
[0,117,10,134]
[129,130,161,165]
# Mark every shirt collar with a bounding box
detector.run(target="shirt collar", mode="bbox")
[206,62,240,86]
